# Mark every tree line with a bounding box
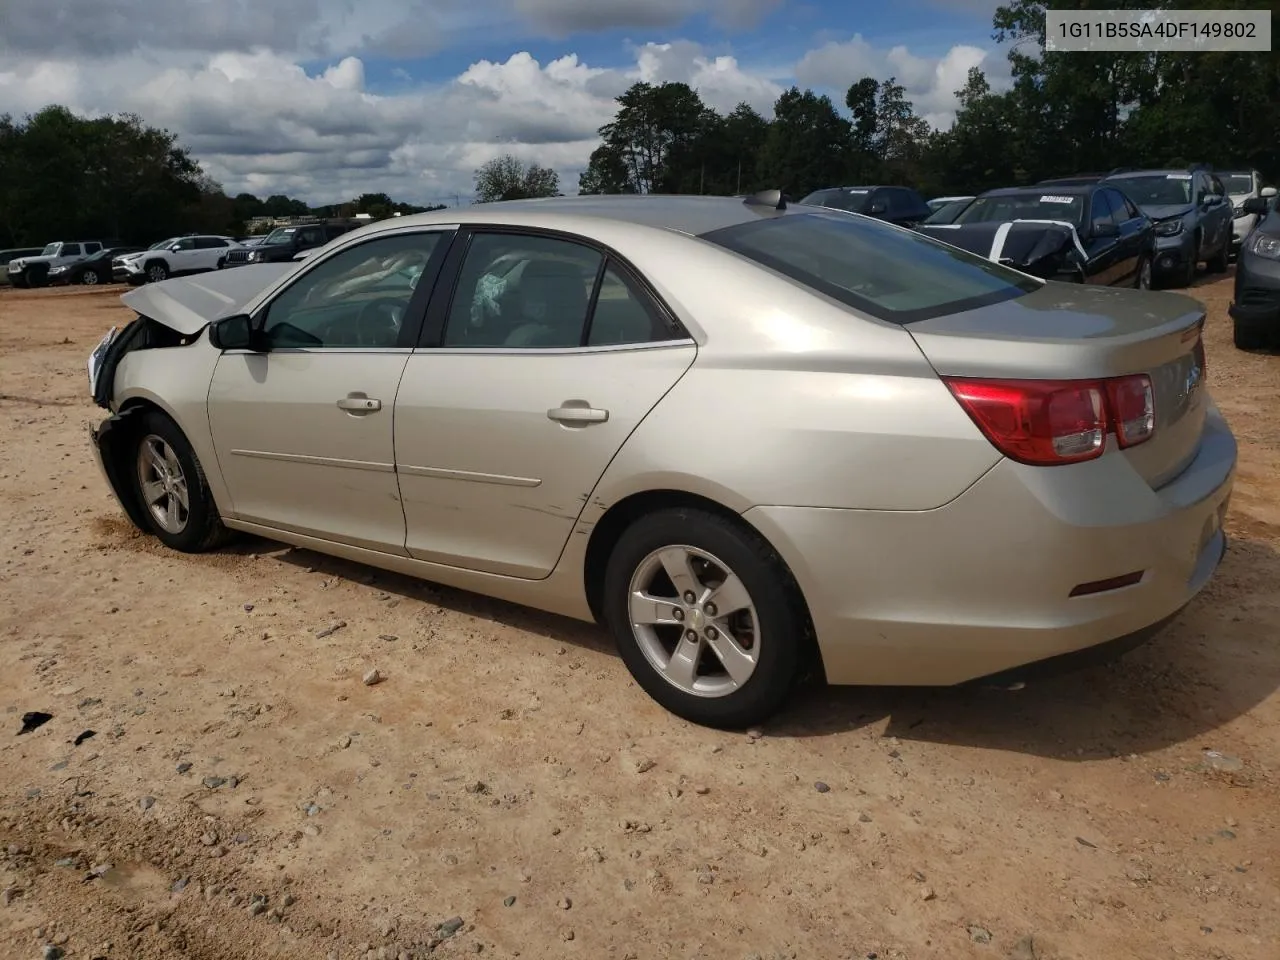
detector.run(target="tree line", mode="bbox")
[579,0,1279,199]
[0,106,443,247]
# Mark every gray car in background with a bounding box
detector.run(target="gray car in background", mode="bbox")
[1103,168,1233,287]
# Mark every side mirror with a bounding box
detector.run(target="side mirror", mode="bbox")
[169,243,183,252]
[1242,197,1270,216]
[867,201,887,216]
[209,314,266,352]
[1093,221,1120,238]
[1261,186,1278,199]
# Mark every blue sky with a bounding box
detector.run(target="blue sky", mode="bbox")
[0,0,1011,204]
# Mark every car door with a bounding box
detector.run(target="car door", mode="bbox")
[1082,190,1121,284]
[207,228,454,553]
[56,243,82,269]
[1101,188,1143,285]
[393,229,697,579]
[193,237,230,271]
[167,237,202,274]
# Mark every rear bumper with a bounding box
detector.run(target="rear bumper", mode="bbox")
[745,400,1237,686]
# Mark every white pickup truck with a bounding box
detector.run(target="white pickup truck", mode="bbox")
[7,241,104,287]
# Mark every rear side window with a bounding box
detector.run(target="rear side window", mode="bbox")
[701,211,1041,324]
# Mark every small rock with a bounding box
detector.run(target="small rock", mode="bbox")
[338,736,352,750]
[920,886,936,901]
[1008,935,1041,960]
[139,796,156,812]
[694,785,710,795]
[73,730,96,746]
[634,759,656,774]
[176,762,192,774]
[814,781,831,793]
[315,621,347,639]
[244,604,255,612]
[1201,750,1244,774]
[1153,771,1171,782]
[248,900,267,916]
[283,894,296,907]
[1217,829,1237,840]
[379,635,398,642]
[362,669,384,687]
[746,728,763,741]
[561,929,575,942]
[2,887,20,906]
[583,846,604,863]
[209,846,227,858]
[858,813,872,823]
[968,925,992,944]
[557,897,572,910]
[171,877,190,893]
[465,781,490,795]
[202,777,227,790]
[201,831,219,846]
[304,825,321,838]
[42,946,65,960]
[503,896,516,907]
[439,916,464,937]
[1076,836,1097,849]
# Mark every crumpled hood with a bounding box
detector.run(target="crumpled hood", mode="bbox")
[917,220,1085,274]
[119,263,296,335]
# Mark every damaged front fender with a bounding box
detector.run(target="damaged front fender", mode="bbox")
[89,411,152,533]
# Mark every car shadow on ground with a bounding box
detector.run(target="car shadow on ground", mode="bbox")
[227,531,1280,763]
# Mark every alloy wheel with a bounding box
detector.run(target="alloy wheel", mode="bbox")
[136,434,190,534]
[627,545,760,698]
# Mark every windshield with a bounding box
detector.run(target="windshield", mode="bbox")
[800,188,871,213]
[264,228,298,245]
[39,243,59,256]
[955,192,1085,225]
[924,199,972,225]
[700,210,1040,324]
[1106,175,1192,207]
[149,239,176,250]
[1221,173,1254,195]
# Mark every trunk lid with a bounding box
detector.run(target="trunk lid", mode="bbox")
[909,282,1208,489]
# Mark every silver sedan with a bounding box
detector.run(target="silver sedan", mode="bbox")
[85,193,1236,728]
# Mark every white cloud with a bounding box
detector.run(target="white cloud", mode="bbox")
[0,1,1001,204]
[795,34,1006,129]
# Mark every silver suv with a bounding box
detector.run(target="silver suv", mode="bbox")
[7,241,104,288]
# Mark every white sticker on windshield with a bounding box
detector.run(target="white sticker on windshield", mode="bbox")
[1166,174,1192,180]
[846,189,869,194]
[1039,195,1075,203]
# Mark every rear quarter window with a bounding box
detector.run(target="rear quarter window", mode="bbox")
[701,211,1041,324]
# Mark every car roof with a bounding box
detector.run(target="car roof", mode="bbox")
[1104,169,1195,178]
[350,195,826,239]
[980,185,1095,197]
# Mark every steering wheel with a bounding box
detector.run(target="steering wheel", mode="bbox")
[354,298,405,347]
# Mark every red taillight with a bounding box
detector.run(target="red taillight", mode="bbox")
[944,373,1156,466]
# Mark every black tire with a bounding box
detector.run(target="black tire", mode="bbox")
[127,410,231,552]
[1208,233,1230,274]
[1179,243,1198,287]
[602,506,809,729]
[144,260,169,283]
[1133,255,1152,290]
[24,266,48,288]
[10,274,28,289]
[79,269,101,285]
[1234,320,1268,351]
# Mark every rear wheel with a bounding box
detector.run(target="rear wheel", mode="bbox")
[1234,320,1268,351]
[602,507,808,729]
[1208,233,1230,274]
[128,411,231,552]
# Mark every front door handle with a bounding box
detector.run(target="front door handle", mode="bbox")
[337,394,382,413]
[548,403,609,425]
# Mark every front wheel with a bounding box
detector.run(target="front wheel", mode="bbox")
[1234,320,1268,351]
[128,410,231,552]
[80,269,100,285]
[145,261,170,283]
[602,507,809,729]
[1134,255,1152,290]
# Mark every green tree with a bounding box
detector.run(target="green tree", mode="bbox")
[474,154,561,202]
[578,143,634,195]
[758,87,852,197]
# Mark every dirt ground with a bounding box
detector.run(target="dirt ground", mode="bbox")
[0,273,1277,960]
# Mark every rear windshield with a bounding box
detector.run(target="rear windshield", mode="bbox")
[701,211,1040,324]
[1221,173,1254,194]
[1106,175,1192,206]
[955,192,1085,225]
[924,199,972,224]
[800,188,871,213]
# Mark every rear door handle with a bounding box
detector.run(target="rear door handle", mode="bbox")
[548,404,609,425]
[337,394,382,413]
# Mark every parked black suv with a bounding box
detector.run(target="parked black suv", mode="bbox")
[1229,193,1280,350]
[220,220,361,268]
[799,186,932,226]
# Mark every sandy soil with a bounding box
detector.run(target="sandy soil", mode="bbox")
[0,273,1277,960]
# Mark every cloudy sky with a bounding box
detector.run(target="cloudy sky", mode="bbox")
[0,0,1010,206]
